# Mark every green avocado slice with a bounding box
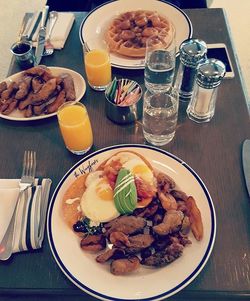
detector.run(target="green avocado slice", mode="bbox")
[114,168,137,214]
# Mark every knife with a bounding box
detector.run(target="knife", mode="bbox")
[242,139,250,197]
[25,11,42,41]
[35,5,49,65]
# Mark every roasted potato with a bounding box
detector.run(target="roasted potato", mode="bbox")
[0,66,77,118]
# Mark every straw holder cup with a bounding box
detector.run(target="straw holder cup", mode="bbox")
[105,79,143,124]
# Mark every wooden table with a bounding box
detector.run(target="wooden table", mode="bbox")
[0,8,250,301]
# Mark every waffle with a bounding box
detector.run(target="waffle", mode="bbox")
[105,10,174,58]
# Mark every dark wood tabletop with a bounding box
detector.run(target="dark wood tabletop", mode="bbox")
[0,8,250,301]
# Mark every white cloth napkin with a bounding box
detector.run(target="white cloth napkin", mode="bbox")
[32,12,75,50]
[0,178,52,255]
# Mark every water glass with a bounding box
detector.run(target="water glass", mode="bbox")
[10,40,35,69]
[142,87,179,146]
[57,102,93,155]
[83,39,112,91]
[144,32,176,92]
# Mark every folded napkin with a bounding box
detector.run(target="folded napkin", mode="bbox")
[0,178,52,255]
[32,12,75,50]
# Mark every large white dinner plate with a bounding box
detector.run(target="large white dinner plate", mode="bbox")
[0,67,86,121]
[79,0,192,69]
[47,144,216,301]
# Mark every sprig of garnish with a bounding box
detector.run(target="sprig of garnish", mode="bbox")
[73,218,103,235]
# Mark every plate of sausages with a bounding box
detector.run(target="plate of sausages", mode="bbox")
[0,65,86,121]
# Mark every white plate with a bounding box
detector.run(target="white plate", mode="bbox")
[79,0,192,69]
[47,144,216,301]
[0,67,86,121]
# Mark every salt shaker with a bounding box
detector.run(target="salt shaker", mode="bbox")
[175,39,207,101]
[186,58,226,123]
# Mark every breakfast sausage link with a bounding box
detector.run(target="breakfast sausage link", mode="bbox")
[0,98,14,113]
[135,16,148,27]
[149,15,162,27]
[142,27,159,37]
[120,30,136,41]
[1,82,18,100]
[2,99,18,115]
[119,20,131,30]
[0,81,7,95]
[110,256,140,275]
[62,74,76,101]
[80,234,106,252]
[46,90,66,114]
[24,105,33,118]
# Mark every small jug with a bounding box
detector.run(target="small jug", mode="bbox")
[10,40,35,69]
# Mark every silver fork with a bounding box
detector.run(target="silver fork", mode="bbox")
[17,14,31,42]
[43,11,58,56]
[0,150,36,261]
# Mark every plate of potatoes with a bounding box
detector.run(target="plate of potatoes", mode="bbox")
[0,65,86,121]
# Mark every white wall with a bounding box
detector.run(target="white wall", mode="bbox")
[210,0,250,101]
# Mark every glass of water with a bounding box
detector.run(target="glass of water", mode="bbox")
[142,87,179,146]
[144,31,176,92]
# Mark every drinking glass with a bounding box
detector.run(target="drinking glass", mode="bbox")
[57,102,93,155]
[83,39,112,91]
[144,31,176,92]
[142,87,179,146]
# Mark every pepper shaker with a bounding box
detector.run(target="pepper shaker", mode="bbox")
[186,58,226,123]
[175,39,207,101]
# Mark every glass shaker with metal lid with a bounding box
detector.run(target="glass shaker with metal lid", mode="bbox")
[175,39,207,101]
[186,58,226,123]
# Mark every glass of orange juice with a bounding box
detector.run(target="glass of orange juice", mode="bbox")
[83,39,112,91]
[57,102,93,155]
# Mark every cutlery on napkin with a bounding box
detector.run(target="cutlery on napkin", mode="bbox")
[32,12,75,50]
[0,178,52,257]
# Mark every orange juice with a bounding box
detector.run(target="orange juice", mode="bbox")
[84,49,111,89]
[57,102,93,155]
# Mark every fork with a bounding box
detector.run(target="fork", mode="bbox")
[43,11,58,56]
[17,14,31,42]
[0,150,36,261]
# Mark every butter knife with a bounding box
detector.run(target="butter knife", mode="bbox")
[242,139,250,197]
[35,5,49,65]
[25,11,41,41]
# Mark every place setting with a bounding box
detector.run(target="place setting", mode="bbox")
[1,1,249,301]
[11,5,75,63]
[1,4,85,122]
[0,150,52,261]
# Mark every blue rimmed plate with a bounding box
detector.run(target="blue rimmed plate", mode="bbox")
[79,0,192,69]
[0,67,86,121]
[47,144,216,301]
